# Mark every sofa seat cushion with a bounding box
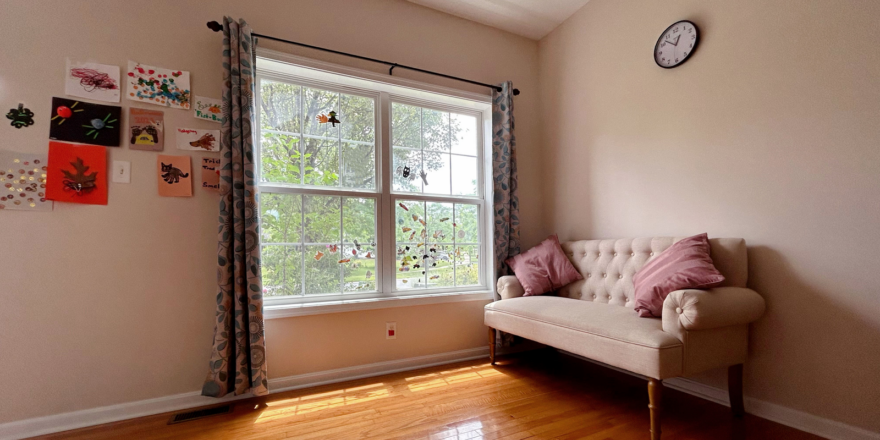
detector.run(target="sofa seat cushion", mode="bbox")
[485,296,684,379]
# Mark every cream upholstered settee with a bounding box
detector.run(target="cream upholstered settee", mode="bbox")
[484,237,766,440]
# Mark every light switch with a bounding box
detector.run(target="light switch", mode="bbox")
[112,160,131,183]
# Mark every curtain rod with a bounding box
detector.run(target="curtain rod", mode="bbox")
[206,21,519,96]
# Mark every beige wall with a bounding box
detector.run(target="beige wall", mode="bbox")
[0,0,541,424]
[539,0,880,432]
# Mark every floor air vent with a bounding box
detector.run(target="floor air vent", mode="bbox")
[168,404,233,424]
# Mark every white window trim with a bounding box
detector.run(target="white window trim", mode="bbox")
[256,49,496,317]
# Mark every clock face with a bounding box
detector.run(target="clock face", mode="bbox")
[654,21,699,68]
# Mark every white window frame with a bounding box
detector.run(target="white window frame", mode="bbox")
[255,49,495,318]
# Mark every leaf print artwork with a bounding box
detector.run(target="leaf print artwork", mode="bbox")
[46,142,107,205]
[314,251,324,261]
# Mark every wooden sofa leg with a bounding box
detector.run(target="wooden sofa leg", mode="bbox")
[729,364,745,417]
[648,378,662,440]
[488,327,496,365]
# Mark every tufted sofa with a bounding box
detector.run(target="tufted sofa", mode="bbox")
[484,237,766,440]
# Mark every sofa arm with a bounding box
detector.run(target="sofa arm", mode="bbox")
[497,276,525,300]
[662,287,766,333]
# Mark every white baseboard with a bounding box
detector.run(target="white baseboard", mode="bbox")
[0,347,489,440]
[559,350,880,440]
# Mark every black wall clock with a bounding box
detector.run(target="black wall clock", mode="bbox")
[654,20,699,68]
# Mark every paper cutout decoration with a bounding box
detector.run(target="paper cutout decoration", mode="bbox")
[0,150,52,211]
[128,107,164,151]
[49,97,121,147]
[200,157,221,191]
[127,61,191,109]
[316,111,341,127]
[157,155,192,197]
[193,96,222,123]
[46,142,107,205]
[6,104,35,129]
[176,128,220,152]
[65,59,120,103]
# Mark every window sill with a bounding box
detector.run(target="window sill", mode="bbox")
[264,290,494,319]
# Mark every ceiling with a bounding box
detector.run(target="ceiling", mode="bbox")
[407,0,590,40]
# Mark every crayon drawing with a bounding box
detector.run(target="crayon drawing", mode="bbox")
[176,128,220,152]
[200,157,221,191]
[126,61,191,109]
[65,59,120,103]
[193,96,222,123]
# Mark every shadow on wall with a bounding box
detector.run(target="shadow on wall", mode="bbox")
[744,245,880,431]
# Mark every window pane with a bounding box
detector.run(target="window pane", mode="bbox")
[341,142,375,189]
[454,203,479,243]
[427,202,454,244]
[302,138,339,187]
[396,200,426,290]
[422,109,450,152]
[455,245,480,286]
[392,147,422,193]
[260,193,301,243]
[302,87,338,138]
[261,245,302,297]
[304,244,340,295]
[451,113,477,156]
[392,103,420,149]
[303,195,340,244]
[260,132,301,185]
[395,200,425,243]
[344,244,376,292]
[422,152,450,195]
[451,155,478,196]
[340,94,375,143]
[260,81,301,133]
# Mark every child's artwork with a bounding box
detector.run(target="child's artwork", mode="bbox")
[0,150,52,211]
[128,107,164,151]
[49,97,121,147]
[65,59,121,103]
[200,157,221,191]
[176,128,220,152]
[157,155,192,197]
[46,142,107,205]
[6,104,35,129]
[126,61,191,109]
[193,96,222,123]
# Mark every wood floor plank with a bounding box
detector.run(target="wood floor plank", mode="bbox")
[29,351,825,440]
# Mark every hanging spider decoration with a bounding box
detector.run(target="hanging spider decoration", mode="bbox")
[83,113,118,140]
[396,164,419,182]
[6,104,35,129]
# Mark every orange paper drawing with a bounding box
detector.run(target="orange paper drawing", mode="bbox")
[157,155,192,197]
[200,157,221,191]
[46,142,107,205]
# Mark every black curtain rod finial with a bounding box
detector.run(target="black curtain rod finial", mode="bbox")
[207,21,222,32]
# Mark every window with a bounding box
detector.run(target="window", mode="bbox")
[256,54,491,307]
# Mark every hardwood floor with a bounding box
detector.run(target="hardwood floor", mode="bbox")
[32,351,824,439]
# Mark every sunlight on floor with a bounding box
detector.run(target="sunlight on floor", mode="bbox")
[429,420,485,440]
[254,364,505,424]
[405,365,504,392]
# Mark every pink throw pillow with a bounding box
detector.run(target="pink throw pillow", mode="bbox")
[633,233,725,318]
[506,235,583,296]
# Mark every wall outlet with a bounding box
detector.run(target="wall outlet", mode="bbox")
[112,160,131,183]
[386,322,397,340]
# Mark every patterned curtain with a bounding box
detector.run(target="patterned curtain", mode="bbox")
[492,82,521,278]
[492,82,521,347]
[202,17,268,398]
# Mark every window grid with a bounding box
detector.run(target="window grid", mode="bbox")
[257,72,488,303]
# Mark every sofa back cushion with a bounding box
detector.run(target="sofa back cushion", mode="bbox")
[557,237,747,308]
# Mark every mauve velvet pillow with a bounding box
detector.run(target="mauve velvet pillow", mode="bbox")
[633,233,725,318]
[506,235,583,296]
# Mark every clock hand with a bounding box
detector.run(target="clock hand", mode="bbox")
[672,35,681,45]
[664,40,677,46]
